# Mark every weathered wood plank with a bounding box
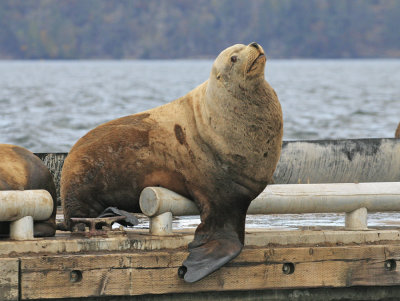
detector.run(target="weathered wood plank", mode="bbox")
[35,152,67,205]
[3,229,400,258]
[0,258,19,301]
[20,244,400,299]
[275,138,400,184]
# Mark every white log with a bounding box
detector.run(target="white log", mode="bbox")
[140,182,400,217]
[0,190,53,221]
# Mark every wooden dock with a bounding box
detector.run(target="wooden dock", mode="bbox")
[3,227,400,300]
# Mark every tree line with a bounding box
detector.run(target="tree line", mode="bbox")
[0,0,399,59]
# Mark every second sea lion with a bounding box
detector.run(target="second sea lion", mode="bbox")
[0,144,57,237]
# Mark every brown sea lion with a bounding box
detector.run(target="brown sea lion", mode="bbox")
[0,144,57,237]
[396,123,400,138]
[61,42,283,282]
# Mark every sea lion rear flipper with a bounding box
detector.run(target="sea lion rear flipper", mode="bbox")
[181,232,243,283]
[56,222,69,231]
[33,221,56,237]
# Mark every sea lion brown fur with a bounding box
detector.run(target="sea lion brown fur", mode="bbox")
[0,144,57,237]
[396,123,400,138]
[61,42,283,282]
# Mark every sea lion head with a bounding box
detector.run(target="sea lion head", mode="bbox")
[208,42,267,98]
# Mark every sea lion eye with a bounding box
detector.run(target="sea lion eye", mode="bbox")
[230,56,237,63]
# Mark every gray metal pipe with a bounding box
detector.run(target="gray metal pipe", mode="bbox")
[249,182,400,214]
[10,216,34,240]
[140,182,400,217]
[0,190,54,221]
[140,187,198,217]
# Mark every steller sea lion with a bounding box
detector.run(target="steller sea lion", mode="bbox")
[396,123,400,138]
[0,144,57,237]
[61,42,283,282]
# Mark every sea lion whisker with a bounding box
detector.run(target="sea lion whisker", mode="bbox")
[247,53,265,73]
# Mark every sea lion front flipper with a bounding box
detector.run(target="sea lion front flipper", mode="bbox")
[181,234,243,283]
[179,189,249,282]
[97,207,139,227]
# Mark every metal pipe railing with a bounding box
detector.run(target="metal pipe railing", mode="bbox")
[139,183,400,235]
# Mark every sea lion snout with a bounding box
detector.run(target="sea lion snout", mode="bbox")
[246,43,266,74]
[248,42,264,55]
[249,42,260,50]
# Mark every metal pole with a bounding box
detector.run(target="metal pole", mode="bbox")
[10,216,34,240]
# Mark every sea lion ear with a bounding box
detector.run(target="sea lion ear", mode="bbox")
[216,73,221,80]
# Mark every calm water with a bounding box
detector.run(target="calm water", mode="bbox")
[0,59,399,152]
[2,59,400,229]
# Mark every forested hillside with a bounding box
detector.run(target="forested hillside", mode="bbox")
[0,0,399,59]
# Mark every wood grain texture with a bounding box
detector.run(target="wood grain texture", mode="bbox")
[35,153,67,206]
[0,258,19,301]
[20,244,400,299]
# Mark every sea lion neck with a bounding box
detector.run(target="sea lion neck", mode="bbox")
[193,77,282,154]
[205,76,274,116]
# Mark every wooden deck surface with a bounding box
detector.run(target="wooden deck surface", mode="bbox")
[2,227,400,300]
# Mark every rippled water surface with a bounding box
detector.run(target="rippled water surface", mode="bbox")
[127,212,400,230]
[1,59,399,152]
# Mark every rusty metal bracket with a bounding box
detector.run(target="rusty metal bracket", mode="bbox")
[70,216,126,237]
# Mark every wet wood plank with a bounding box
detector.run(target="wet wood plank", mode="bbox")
[20,244,400,299]
[0,258,19,301]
